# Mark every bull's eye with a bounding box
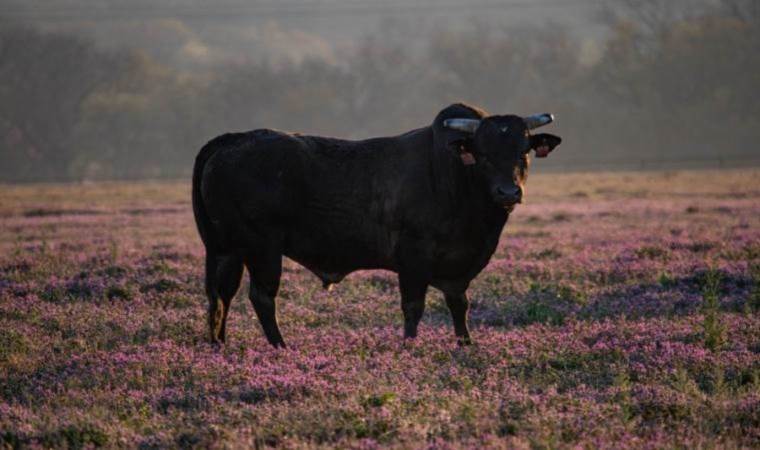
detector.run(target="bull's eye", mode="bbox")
[500,126,509,134]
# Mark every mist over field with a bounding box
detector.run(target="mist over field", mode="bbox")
[1,0,759,181]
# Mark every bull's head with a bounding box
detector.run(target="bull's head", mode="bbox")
[443,113,561,208]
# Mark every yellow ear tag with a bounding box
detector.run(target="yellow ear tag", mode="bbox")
[460,153,476,165]
[534,145,551,158]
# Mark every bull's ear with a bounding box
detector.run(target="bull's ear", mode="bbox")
[529,133,562,158]
[447,137,477,166]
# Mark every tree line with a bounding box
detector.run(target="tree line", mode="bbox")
[1,0,758,181]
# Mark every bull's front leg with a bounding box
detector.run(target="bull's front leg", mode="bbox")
[396,237,432,339]
[398,271,429,339]
[444,292,472,345]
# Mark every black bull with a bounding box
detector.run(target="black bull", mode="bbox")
[193,103,562,347]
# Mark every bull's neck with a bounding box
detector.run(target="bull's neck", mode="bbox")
[433,149,509,228]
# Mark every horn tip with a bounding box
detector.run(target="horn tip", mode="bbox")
[443,118,480,133]
[525,113,555,129]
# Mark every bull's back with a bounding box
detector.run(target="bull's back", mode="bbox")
[198,128,426,273]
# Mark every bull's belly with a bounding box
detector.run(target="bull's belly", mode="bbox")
[278,207,498,287]
[283,227,395,285]
[283,230,491,288]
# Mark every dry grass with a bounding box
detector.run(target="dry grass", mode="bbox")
[1,168,758,448]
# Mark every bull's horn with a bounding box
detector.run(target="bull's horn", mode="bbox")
[524,113,554,129]
[443,118,481,133]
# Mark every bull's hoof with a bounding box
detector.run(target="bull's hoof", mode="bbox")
[402,333,418,348]
[403,326,418,339]
[269,340,287,349]
[457,336,473,346]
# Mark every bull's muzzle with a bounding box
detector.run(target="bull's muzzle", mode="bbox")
[493,184,523,207]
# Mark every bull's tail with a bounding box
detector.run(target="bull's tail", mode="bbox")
[193,133,250,251]
[192,139,221,252]
[193,136,248,344]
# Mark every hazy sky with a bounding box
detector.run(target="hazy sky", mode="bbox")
[0,0,604,67]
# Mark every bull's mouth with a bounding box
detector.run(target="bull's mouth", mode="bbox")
[493,197,520,210]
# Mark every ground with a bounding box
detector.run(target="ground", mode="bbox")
[0,169,758,449]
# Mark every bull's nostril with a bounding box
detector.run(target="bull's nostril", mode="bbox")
[494,186,522,204]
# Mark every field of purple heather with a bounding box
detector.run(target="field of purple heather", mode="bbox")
[1,169,758,449]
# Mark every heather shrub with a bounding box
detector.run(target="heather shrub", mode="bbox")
[700,269,726,351]
[1,172,758,448]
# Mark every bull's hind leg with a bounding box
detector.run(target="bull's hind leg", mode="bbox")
[205,252,244,344]
[244,245,286,348]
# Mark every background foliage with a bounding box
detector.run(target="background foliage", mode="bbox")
[1,0,758,181]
